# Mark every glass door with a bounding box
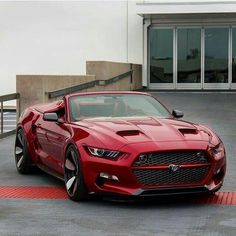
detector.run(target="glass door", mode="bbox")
[204,27,230,89]
[148,26,231,90]
[149,27,174,89]
[232,27,236,89]
[176,28,202,89]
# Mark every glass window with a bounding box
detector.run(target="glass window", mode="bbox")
[204,28,229,83]
[149,28,173,83]
[177,28,201,83]
[232,28,236,83]
[69,94,171,120]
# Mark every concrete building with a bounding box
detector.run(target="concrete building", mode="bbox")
[138,0,236,90]
[1,0,236,96]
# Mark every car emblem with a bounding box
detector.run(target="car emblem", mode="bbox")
[168,164,181,172]
[137,154,148,164]
[196,152,206,161]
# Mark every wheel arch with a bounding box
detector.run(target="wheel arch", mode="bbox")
[16,110,39,164]
[64,142,82,167]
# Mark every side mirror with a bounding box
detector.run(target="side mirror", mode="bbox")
[43,112,58,122]
[172,109,184,118]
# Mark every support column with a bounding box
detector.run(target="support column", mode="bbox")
[142,18,151,88]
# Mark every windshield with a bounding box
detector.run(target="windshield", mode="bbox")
[69,94,171,121]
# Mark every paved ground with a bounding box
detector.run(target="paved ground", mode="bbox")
[0,92,236,236]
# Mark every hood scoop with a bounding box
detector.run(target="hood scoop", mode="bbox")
[178,128,198,136]
[117,130,141,137]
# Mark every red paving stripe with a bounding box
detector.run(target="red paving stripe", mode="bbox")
[0,186,67,199]
[194,192,236,205]
[0,186,236,205]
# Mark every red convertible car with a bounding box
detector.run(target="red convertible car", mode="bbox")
[15,91,226,201]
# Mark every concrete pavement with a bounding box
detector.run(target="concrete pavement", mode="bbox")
[0,92,235,236]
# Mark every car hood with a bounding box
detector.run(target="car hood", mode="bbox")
[74,117,212,148]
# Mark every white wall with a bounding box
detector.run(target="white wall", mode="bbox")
[144,0,236,2]
[0,1,143,96]
[140,0,236,14]
[128,1,143,64]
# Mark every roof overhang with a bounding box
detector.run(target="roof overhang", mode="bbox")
[137,1,236,19]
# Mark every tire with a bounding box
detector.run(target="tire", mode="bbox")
[64,145,88,201]
[15,128,34,174]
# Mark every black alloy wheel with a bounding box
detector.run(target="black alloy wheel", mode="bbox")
[64,145,88,201]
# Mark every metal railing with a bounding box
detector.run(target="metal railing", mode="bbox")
[46,70,133,99]
[0,93,20,139]
[46,80,97,99]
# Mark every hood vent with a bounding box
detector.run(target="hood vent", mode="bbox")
[178,128,198,136]
[117,130,141,136]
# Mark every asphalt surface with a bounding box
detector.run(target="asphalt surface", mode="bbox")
[0,92,236,236]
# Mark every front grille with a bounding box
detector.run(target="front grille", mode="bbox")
[132,166,209,186]
[133,151,208,167]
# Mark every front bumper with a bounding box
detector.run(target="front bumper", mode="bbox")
[79,141,226,197]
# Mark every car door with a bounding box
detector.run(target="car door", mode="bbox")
[35,110,70,175]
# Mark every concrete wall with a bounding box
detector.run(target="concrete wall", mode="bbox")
[0,1,143,97]
[87,61,131,80]
[17,61,142,112]
[16,75,96,112]
[86,61,142,91]
[131,63,142,90]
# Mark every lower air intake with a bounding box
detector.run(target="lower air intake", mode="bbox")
[133,166,209,186]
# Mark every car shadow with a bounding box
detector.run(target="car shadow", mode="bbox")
[84,193,214,210]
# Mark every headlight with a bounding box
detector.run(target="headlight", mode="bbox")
[86,146,121,160]
[212,142,224,154]
[210,142,225,160]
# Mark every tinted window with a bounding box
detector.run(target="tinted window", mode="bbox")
[205,28,229,83]
[149,28,173,83]
[177,28,201,83]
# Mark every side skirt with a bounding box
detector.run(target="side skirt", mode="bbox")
[37,163,64,182]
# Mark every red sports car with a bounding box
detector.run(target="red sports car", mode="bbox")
[15,91,226,201]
